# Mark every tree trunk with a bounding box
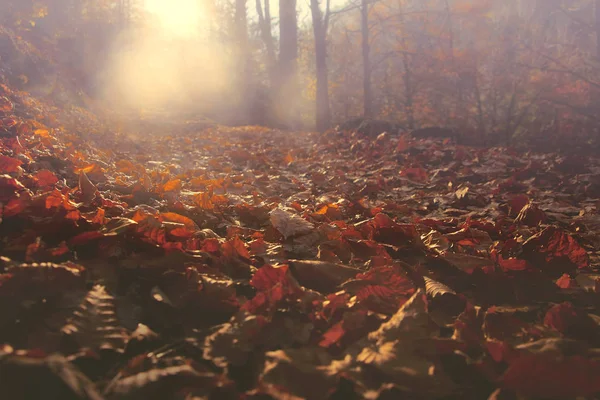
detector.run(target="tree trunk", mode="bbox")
[361,0,372,118]
[596,0,600,60]
[310,0,331,132]
[595,0,600,109]
[234,0,251,124]
[278,0,299,127]
[256,0,276,77]
[397,0,414,129]
[444,0,466,129]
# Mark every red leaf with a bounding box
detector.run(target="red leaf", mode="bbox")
[342,266,415,314]
[0,155,22,173]
[249,238,268,255]
[69,231,105,246]
[515,202,546,226]
[524,227,589,270]
[502,352,600,398]
[251,264,291,291]
[396,134,409,152]
[399,167,428,182]
[222,236,251,260]
[244,264,303,314]
[543,302,598,339]
[34,169,59,188]
[201,238,221,253]
[507,194,529,216]
[491,251,532,272]
[319,321,345,347]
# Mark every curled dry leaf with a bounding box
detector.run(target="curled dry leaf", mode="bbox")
[424,277,466,325]
[270,207,315,239]
[78,171,98,204]
[288,259,361,293]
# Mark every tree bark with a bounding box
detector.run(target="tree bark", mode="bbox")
[596,0,600,60]
[361,0,372,118]
[234,0,251,124]
[256,0,276,78]
[595,0,600,117]
[310,0,331,132]
[397,0,414,129]
[278,0,299,127]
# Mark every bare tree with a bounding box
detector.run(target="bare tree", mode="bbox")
[310,0,332,131]
[361,0,372,117]
[234,0,251,123]
[278,0,299,127]
[256,0,276,81]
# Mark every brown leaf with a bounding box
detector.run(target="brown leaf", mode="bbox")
[0,353,103,400]
[78,171,98,204]
[270,207,314,239]
[260,348,335,400]
[288,259,361,293]
[61,285,128,353]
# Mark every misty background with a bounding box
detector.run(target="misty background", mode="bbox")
[1,0,600,150]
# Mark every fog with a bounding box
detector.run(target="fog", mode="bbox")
[98,0,235,114]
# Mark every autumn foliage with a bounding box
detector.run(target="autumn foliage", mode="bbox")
[0,0,600,398]
[0,71,599,399]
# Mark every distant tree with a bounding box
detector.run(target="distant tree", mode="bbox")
[360,0,372,118]
[310,0,332,131]
[277,0,299,127]
[256,0,276,84]
[234,0,252,123]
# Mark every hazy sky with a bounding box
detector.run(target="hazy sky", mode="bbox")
[144,0,347,37]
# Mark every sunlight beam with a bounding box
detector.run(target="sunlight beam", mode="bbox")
[144,0,206,37]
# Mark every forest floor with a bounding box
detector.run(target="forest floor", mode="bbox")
[1,82,600,400]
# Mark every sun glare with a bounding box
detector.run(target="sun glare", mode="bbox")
[144,0,205,37]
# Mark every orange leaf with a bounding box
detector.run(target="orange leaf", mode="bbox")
[91,208,107,225]
[75,165,96,174]
[34,128,51,137]
[163,179,182,192]
[169,227,194,238]
[45,190,64,209]
[284,152,294,164]
[116,159,137,173]
[132,209,154,222]
[159,212,197,230]
[66,210,81,220]
[194,191,214,209]
[0,96,14,112]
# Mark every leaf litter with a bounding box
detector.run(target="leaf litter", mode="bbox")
[0,85,600,398]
